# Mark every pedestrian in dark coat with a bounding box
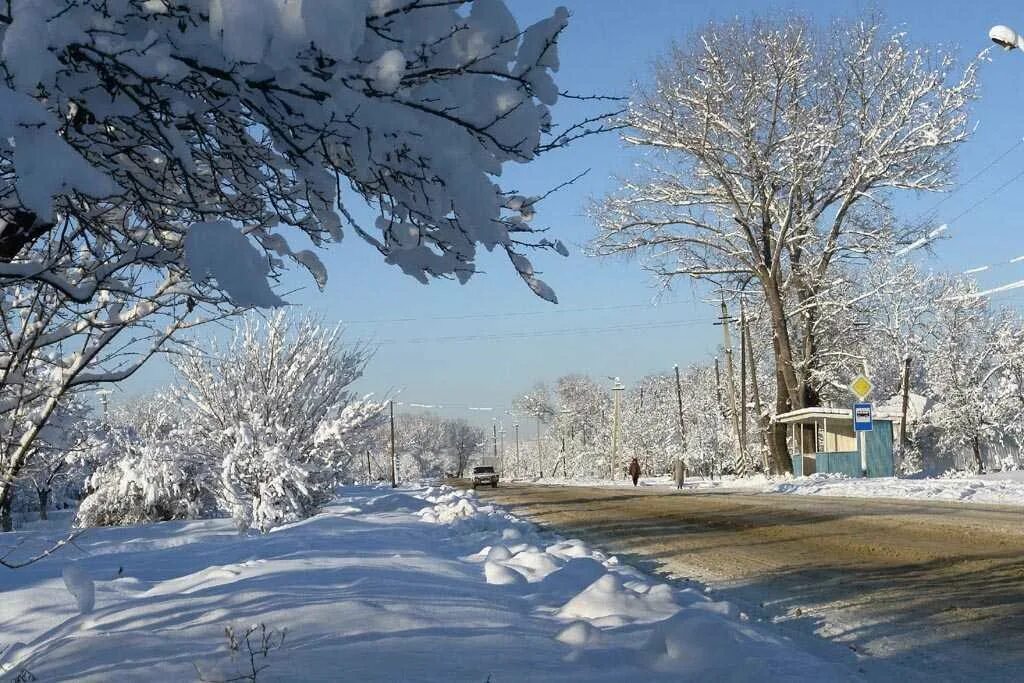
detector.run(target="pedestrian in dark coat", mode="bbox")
[628,457,641,487]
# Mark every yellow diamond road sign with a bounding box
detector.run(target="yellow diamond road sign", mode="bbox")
[850,375,873,400]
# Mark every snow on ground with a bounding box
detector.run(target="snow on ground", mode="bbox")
[525,471,1024,507]
[766,472,1024,506]
[525,474,770,491]
[0,485,860,681]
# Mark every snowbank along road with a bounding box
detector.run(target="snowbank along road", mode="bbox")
[471,483,1024,682]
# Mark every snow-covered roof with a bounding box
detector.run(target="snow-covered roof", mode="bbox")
[875,392,931,422]
[774,406,901,424]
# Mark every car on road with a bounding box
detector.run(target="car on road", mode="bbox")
[472,466,499,488]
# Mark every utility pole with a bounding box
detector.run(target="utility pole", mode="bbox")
[717,298,745,474]
[713,358,725,416]
[493,422,499,466]
[366,450,372,482]
[742,303,768,471]
[537,416,543,479]
[673,364,687,485]
[739,303,748,456]
[899,356,913,469]
[389,400,397,488]
[514,423,520,478]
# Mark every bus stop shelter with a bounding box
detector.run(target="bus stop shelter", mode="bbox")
[774,407,895,478]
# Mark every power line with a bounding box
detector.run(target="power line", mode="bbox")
[342,302,660,325]
[896,139,1024,258]
[374,317,714,345]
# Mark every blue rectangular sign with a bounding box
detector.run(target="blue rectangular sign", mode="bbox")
[853,403,873,432]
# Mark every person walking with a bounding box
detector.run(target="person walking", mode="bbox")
[628,457,641,487]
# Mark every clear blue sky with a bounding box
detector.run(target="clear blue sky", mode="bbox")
[122,0,1024,423]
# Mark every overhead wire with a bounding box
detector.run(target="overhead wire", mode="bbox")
[373,317,714,345]
[341,302,659,325]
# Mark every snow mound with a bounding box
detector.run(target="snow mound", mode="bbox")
[486,544,512,561]
[360,492,429,513]
[537,557,608,598]
[62,564,95,614]
[643,611,750,669]
[484,560,526,586]
[546,539,597,560]
[505,548,564,582]
[556,572,679,625]
[555,620,604,648]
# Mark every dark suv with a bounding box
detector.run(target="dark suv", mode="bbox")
[471,466,499,488]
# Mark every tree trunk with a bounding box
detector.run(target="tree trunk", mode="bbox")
[972,435,985,475]
[38,488,49,521]
[0,490,12,532]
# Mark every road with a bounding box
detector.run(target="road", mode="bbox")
[473,483,1024,681]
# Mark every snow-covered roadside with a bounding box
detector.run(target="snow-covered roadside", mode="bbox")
[0,485,857,681]
[522,471,1024,507]
[521,474,770,491]
[766,472,1024,506]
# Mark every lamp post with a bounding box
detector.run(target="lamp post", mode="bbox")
[95,389,113,424]
[610,378,625,480]
[990,25,1024,51]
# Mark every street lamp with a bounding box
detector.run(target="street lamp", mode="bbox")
[95,388,113,422]
[990,25,1024,51]
[609,377,626,480]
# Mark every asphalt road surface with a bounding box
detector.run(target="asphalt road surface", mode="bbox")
[472,483,1024,681]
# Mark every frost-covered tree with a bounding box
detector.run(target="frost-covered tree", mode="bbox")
[173,314,383,531]
[0,0,606,301]
[551,374,611,478]
[620,375,680,476]
[923,281,1019,474]
[76,427,217,528]
[592,14,978,472]
[445,419,486,479]
[14,397,92,523]
[0,0,611,532]
[513,383,556,476]
[74,392,216,528]
[0,275,222,531]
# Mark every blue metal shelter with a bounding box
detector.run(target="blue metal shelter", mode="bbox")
[775,407,895,478]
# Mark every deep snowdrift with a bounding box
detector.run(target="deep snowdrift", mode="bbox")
[0,485,855,681]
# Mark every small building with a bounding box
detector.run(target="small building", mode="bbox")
[774,407,895,478]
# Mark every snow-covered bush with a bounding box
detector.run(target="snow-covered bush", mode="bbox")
[175,314,383,531]
[77,436,216,528]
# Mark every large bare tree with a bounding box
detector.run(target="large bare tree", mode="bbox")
[592,15,978,472]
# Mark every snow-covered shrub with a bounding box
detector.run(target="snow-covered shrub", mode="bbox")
[76,437,216,528]
[175,314,383,532]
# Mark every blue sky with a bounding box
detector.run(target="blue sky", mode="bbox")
[122,0,1024,423]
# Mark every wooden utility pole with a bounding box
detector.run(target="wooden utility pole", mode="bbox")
[389,400,397,488]
[742,304,768,471]
[718,299,744,473]
[714,358,725,416]
[674,364,687,485]
[493,423,499,464]
[899,356,913,465]
[514,423,520,477]
[739,304,748,455]
[537,416,543,479]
